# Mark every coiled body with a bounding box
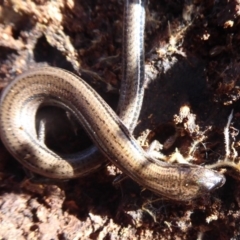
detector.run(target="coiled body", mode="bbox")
[0,0,226,200]
[0,67,225,201]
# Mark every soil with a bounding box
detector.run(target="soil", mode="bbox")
[0,0,240,239]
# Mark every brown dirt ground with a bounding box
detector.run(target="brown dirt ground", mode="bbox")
[1,0,240,239]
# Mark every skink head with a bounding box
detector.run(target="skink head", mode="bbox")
[177,165,226,201]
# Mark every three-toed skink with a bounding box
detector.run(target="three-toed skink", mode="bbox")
[0,0,226,200]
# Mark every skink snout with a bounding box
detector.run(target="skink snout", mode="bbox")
[199,169,226,192]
